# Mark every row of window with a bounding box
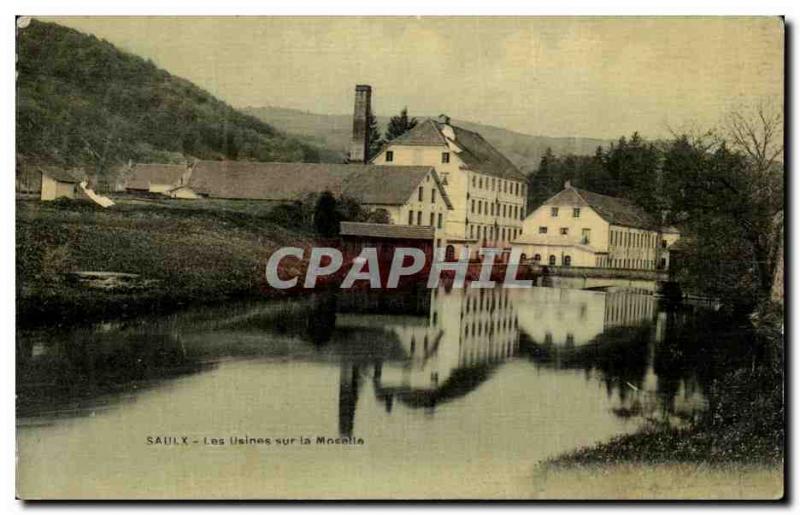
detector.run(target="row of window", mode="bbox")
[471,174,525,197]
[609,258,657,269]
[417,186,438,203]
[610,229,658,248]
[550,207,581,218]
[385,150,450,164]
[470,198,524,220]
[531,254,572,266]
[407,210,444,229]
[537,226,591,242]
[469,224,521,242]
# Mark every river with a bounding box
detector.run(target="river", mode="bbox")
[15,283,767,499]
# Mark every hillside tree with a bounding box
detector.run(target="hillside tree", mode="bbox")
[384,107,418,141]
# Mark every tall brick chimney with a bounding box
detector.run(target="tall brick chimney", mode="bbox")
[349,84,372,164]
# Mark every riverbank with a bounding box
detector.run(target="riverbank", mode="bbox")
[16,198,314,328]
[540,303,784,498]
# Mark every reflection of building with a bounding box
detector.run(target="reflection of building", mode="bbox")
[603,290,657,330]
[372,287,519,408]
[514,182,679,270]
[515,287,656,347]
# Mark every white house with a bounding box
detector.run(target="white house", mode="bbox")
[40,167,84,201]
[514,182,678,270]
[370,114,528,259]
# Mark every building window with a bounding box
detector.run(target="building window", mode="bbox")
[662,239,668,248]
[479,178,483,189]
[470,225,474,239]
[472,176,476,188]
[408,210,414,224]
[539,226,548,234]
[581,228,591,244]
[551,207,559,217]
[431,189,436,203]
[560,227,568,236]
[418,186,423,202]
[385,150,394,162]
[471,199,475,213]
[417,211,422,225]
[573,208,580,218]
[549,255,557,266]
[441,152,450,163]
[563,255,572,267]
[429,213,435,226]
[534,254,541,261]
[437,213,443,229]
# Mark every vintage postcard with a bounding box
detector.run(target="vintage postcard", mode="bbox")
[15,16,784,500]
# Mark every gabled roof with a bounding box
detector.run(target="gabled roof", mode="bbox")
[342,166,453,209]
[126,163,187,190]
[340,222,435,240]
[541,186,658,230]
[381,118,526,181]
[185,161,452,208]
[40,166,84,183]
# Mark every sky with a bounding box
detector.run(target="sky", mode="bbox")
[42,16,783,139]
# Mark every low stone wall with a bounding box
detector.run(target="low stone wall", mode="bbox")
[529,264,669,282]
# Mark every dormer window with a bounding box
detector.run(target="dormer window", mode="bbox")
[385,151,394,162]
[441,152,450,163]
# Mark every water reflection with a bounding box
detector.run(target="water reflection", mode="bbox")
[18,285,724,430]
[19,283,764,498]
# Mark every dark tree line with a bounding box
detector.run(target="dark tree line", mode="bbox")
[528,105,784,307]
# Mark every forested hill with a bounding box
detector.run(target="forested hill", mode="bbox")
[16,19,335,178]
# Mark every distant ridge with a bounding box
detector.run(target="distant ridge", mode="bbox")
[243,105,612,172]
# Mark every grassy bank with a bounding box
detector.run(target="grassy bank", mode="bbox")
[16,198,314,328]
[546,304,784,474]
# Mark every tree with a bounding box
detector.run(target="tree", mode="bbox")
[313,191,340,237]
[662,130,783,306]
[367,111,383,161]
[384,107,417,141]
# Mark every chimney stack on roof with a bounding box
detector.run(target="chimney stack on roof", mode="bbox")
[349,85,372,164]
[565,180,572,189]
[437,113,451,126]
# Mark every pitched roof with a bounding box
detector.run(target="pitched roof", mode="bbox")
[126,163,186,190]
[342,166,453,209]
[382,118,526,181]
[340,222,434,240]
[542,186,658,230]
[185,161,452,208]
[40,166,84,183]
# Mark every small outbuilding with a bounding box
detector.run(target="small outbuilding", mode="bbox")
[40,167,85,201]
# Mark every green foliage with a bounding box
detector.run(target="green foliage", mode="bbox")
[527,128,784,306]
[312,192,389,237]
[313,191,340,237]
[367,111,384,161]
[384,107,418,141]
[16,19,326,178]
